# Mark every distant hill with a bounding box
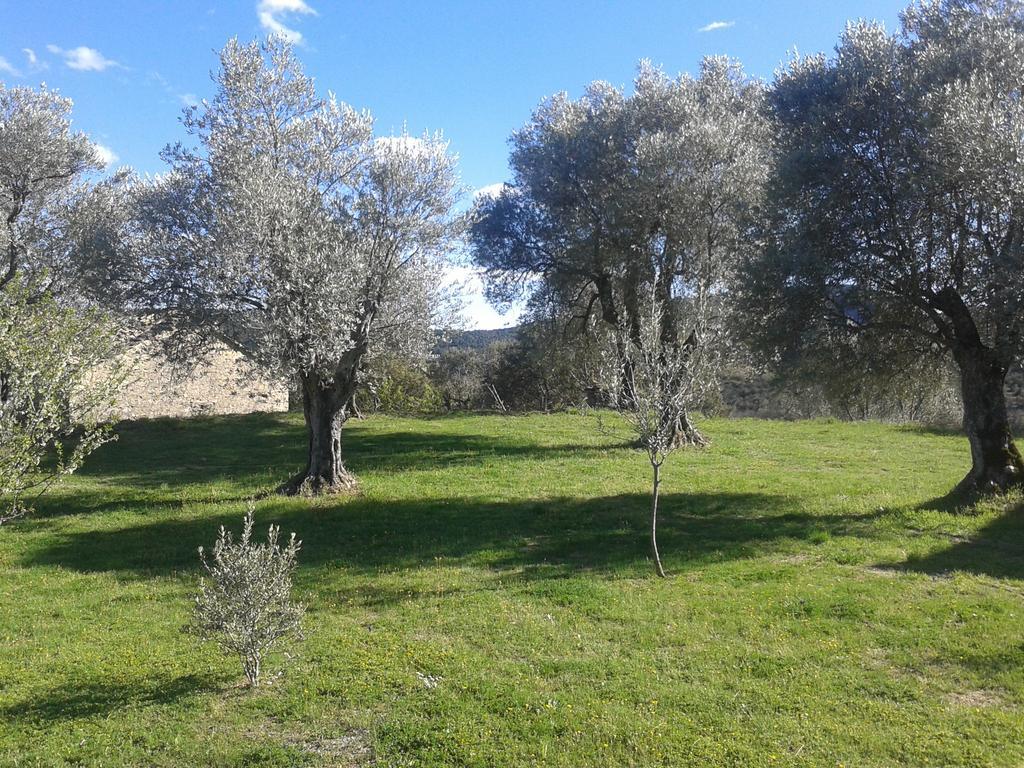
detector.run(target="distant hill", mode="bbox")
[436,326,519,351]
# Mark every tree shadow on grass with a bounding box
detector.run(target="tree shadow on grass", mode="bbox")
[61,412,631,497]
[894,423,965,439]
[23,491,886,584]
[915,489,974,514]
[0,674,221,725]
[894,501,1024,580]
[22,411,899,584]
[346,430,635,473]
[29,493,260,522]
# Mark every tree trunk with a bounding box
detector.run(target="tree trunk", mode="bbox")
[650,460,666,578]
[671,412,708,448]
[280,371,358,495]
[243,651,261,687]
[953,346,1023,494]
[347,391,363,420]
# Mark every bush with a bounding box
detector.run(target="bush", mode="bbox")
[430,346,489,411]
[376,362,442,414]
[191,505,304,687]
[0,279,122,523]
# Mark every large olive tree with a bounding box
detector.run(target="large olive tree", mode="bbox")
[118,38,460,494]
[743,0,1024,493]
[470,59,769,444]
[0,83,124,520]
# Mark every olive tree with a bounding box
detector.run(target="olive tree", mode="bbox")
[470,58,769,445]
[117,38,460,494]
[0,282,121,521]
[599,290,725,578]
[192,505,304,687]
[743,0,1024,493]
[0,83,123,521]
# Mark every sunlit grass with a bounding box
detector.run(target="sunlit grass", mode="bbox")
[1,412,1022,766]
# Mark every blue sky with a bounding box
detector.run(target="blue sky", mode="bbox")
[0,0,908,328]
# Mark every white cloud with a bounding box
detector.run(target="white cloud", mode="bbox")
[257,0,317,44]
[443,265,522,330]
[47,44,119,72]
[698,20,735,33]
[474,183,507,200]
[0,56,20,77]
[19,48,47,73]
[93,143,118,167]
[179,92,199,107]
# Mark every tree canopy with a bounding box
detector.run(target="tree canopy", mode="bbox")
[0,83,123,520]
[470,57,770,443]
[742,0,1024,491]
[114,38,462,493]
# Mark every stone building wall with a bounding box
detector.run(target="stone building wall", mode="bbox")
[101,338,288,421]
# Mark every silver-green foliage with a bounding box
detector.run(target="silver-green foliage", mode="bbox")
[743,0,1024,490]
[470,58,769,445]
[0,82,125,522]
[0,280,120,522]
[117,37,462,492]
[192,506,304,687]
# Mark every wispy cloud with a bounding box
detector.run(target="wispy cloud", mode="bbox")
[20,48,48,73]
[0,56,20,77]
[474,183,507,200]
[257,0,317,44]
[93,143,118,167]
[46,44,119,71]
[698,20,735,33]
[149,70,198,108]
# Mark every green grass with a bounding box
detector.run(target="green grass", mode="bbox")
[1,412,1023,767]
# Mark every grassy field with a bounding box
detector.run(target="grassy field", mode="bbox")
[1,412,1023,767]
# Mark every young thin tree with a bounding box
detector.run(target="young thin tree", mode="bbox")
[117,38,461,493]
[742,0,1024,493]
[0,83,124,521]
[600,289,724,578]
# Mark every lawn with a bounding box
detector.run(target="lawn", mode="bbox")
[1,412,1022,767]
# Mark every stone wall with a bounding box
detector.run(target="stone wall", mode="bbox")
[101,338,288,421]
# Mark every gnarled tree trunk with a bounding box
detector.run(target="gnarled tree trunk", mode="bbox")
[934,287,1023,494]
[671,412,708,448]
[280,370,358,495]
[953,346,1023,493]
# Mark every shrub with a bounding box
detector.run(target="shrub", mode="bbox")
[0,279,122,523]
[375,362,442,414]
[191,506,304,687]
[430,346,489,411]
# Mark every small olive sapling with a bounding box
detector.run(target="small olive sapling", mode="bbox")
[191,505,305,686]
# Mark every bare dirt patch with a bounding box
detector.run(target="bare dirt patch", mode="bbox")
[945,689,1011,709]
[256,718,375,767]
[284,730,374,767]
